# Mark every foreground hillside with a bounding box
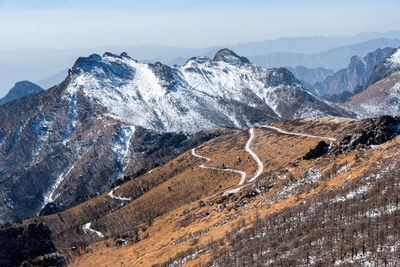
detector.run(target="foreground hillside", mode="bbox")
[6,115,397,266]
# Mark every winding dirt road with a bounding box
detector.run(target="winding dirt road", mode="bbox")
[108,186,132,202]
[261,125,336,141]
[191,128,264,195]
[191,148,246,185]
[83,222,104,238]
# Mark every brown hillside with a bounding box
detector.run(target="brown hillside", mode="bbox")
[21,116,400,266]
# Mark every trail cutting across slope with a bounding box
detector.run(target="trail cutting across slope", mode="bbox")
[261,125,337,141]
[83,222,104,238]
[192,125,336,196]
[191,148,246,186]
[246,128,264,182]
[108,186,132,203]
[191,128,265,195]
[83,188,130,238]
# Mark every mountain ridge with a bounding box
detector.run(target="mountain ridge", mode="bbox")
[0,81,43,106]
[0,48,351,223]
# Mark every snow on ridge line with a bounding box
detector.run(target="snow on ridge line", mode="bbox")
[65,50,337,134]
[261,125,337,141]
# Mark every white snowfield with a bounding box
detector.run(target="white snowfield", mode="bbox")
[82,222,104,238]
[65,51,337,134]
[261,125,337,141]
[108,186,132,202]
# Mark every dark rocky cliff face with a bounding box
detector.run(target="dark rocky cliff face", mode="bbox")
[332,115,400,154]
[302,116,400,159]
[0,223,64,267]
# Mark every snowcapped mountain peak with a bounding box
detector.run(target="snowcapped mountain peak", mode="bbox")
[213,48,251,65]
[61,49,350,133]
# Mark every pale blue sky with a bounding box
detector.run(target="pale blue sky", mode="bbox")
[0,0,399,49]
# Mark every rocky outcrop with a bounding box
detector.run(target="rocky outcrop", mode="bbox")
[148,62,178,91]
[213,48,250,65]
[303,141,330,160]
[332,115,400,154]
[21,252,66,267]
[302,116,400,158]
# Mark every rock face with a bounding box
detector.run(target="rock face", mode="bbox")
[213,48,251,65]
[302,116,400,158]
[314,47,394,100]
[303,141,330,160]
[332,115,400,154]
[364,48,400,88]
[0,49,352,223]
[0,223,60,267]
[21,252,66,267]
[0,81,43,106]
[347,49,400,117]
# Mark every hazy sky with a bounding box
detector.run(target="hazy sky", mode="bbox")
[0,0,400,49]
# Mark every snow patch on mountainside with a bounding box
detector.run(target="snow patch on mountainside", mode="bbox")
[355,82,400,118]
[61,92,78,145]
[31,118,53,162]
[387,49,400,67]
[63,50,345,133]
[111,125,135,181]
[294,106,328,119]
[43,165,75,206]
[42,144,92,206]
[83,222,104,238]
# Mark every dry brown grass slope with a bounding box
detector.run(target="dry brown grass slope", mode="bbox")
[62,116,397,266]
[20,115,400,266]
